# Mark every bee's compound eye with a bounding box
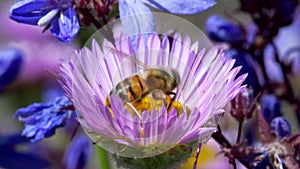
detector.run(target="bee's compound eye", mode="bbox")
[147,89,167,110]
[171,70,180,85]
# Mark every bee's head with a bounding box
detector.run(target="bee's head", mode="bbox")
[146,67,180,91]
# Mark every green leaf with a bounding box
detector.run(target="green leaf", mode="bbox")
[96,146,111,169]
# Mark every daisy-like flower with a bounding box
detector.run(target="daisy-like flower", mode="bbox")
[59,33,246,167]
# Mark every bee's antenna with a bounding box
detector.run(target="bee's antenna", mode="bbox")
[105,45,148,70]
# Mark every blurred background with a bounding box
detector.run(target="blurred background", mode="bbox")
[1,0,300,168]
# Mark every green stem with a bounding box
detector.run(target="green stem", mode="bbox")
[96,146,110,169]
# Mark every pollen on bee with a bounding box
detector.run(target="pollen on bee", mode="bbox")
[105,89,184,118]
[141,97,151,110]
[129,96,165,115]
[171,101,182,114]
[140,126,144,138]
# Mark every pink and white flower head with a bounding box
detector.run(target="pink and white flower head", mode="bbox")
[59,32,247,158]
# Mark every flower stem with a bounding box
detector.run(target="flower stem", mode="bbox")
[96,146,110,169]
[212,126,250,168]
[193,143,202,169]
[256,51,273,93]
[236,121,243,143]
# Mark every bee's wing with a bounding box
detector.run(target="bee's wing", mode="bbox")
[104,46,149,72]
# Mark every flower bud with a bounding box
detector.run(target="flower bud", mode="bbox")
[205,15,245,43]
[261,94,281,123]
[270,117,292,139]
[0,47,23,90]
[230,88,255,122]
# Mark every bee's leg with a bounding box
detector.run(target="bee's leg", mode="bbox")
[104,91,114,107]
[104,96,111,107]
[126,102,143,120]
[165,91,176,111]
[132,99,143,112]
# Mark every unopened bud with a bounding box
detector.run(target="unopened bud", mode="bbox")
[270,117,291,139]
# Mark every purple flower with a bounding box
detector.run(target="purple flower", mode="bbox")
[0,134,50,169]
[63,135,92,169]
[0,3,77,85]
[261,94,281,123]
[14,96,75,142]
[119,0,216,40]
[9,0,79,43]
[205,15,245,43]
[264,45,284,84]
[0,47,23,91]
[270,117,292,139]
[254,108,299,168]
[59,33,246,158]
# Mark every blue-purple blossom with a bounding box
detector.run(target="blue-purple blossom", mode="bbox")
[261,94,281,123]
[0,47,23,91]
[205,15,245,43]
[264,45,284,84]
[119,0,216,39]
[0,134,50,169]
[14,96,75,142]
[63,135,92,169]
[9,0,80,43]
[270,117,292,139]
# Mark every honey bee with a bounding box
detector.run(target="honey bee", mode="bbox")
[106,68,180,115]
[104,48,181,115]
